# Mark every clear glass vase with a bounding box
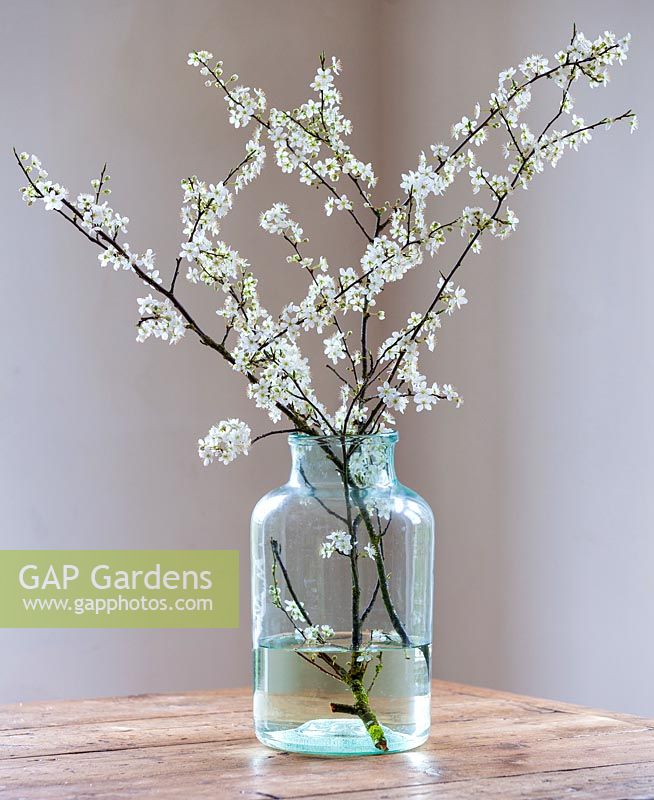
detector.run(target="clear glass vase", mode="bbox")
[251,432,434,756]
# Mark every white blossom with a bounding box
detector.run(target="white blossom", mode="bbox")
[197,418,251,465]
[187,50,213,67]
[320,530,353,558]
[323,331,346,364]
[335,194,352,212]
[519,54,549,78]
[260,202,303,243]
[136,295,186,344]
[413,381,441,413]
[284,599,306,622]
[377,382,408,413]
[442,384,464,408]
[319,540,336,559]
[303,624,335,643]
[448,286,468,314]
[42,181,68,211]
[311,68,334,93]
[364,543,377,560]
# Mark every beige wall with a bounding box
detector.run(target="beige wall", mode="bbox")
[380,0,654,716]
[1,0,381,702]
[2,0,652,716]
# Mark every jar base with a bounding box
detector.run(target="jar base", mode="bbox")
[256,718,428,756]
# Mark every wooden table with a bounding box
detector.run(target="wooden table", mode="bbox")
[1,680,653,799]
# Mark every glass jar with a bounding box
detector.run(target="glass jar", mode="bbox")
[251,432,435,756]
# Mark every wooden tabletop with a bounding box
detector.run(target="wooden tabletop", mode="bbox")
[1,680,653,799]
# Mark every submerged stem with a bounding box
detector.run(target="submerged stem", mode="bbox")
[330,672,388,752]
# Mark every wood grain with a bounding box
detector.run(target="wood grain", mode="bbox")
[0,681,652,799]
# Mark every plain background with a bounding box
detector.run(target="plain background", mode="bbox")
[2,0,653,716]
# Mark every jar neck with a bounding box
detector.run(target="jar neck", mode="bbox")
[288,434,398,490]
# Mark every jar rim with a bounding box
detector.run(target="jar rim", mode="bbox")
[288,431,399,446]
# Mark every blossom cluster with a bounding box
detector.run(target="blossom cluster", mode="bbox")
[319,530,353,558]
[284,599,305,621]
[197,418,251,465]
[280,599,335,644]
[302,624,335,644]
[319,524,381,561]
[260,202,303,244]
[136,295,186,344]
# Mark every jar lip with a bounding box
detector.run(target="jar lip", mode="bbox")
[288,431,399,446]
